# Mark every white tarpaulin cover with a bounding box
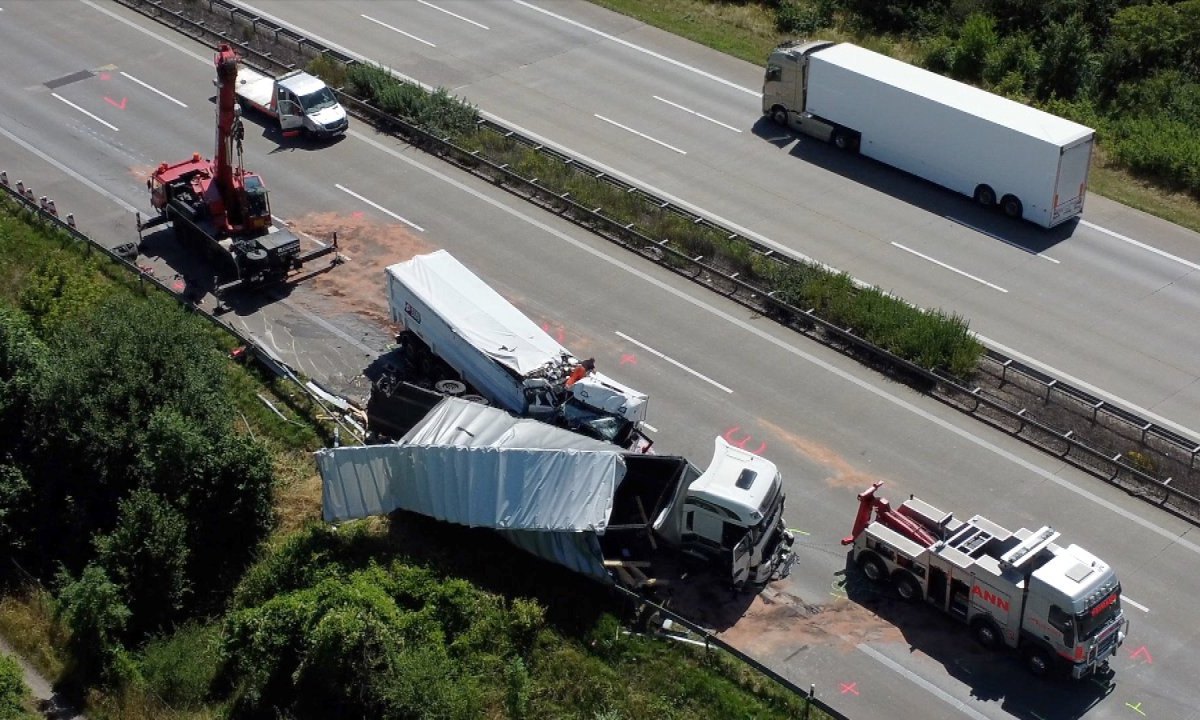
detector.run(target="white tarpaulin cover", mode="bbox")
[316,398,626,580]
[386,250,573,379]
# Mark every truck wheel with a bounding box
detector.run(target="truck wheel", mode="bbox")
[771,107,789,127]
[1001,194,1023,219]
[971,618,1001,649]
[893,571,921,602]
[857,553,887,583]
[833,130,851,151]
[974,185,996,207]
[1023,645,1052,677]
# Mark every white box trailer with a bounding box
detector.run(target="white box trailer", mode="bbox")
[383,250,649,448]
[763,41,1094,228]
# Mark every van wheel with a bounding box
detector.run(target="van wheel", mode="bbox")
[971,618,1001,649]
[894,572,920,602]
[1001,194,1023,219]
[974,185,996,207]
[857,553,887,583]
[1024,645,1052,677]
[771,107,789,127]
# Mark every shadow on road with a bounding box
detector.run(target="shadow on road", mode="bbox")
[840,554,1117,720]
[749,116,1079,254]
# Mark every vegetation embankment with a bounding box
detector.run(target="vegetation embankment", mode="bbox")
[0,198,821,717]
[309,57,983,378]
[588,0,1200,232]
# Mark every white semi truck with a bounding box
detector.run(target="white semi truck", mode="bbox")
[762,41,1094,228]
[233,66,348,138]
[369,250,652,451]
[320,396,795,590]
[843,483,1127,678]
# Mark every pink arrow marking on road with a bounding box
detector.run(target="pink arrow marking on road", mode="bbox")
[1129,645,1153,664]
[104,96,127,110]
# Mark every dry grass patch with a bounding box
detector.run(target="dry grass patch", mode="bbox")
[0,587,67,683]
[272,450,323,537]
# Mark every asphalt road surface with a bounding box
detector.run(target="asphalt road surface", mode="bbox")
[237,0,1200,439]
[0,3,1197,719]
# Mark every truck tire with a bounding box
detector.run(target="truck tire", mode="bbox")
[971,618,1001,649]
[1001,194,1023,219]
[857,553,887,583]
[893,571,921,602]
[771,107,789,127]
[1023,645,1052,677]
[974,185,996,207]
[832,129,855,151]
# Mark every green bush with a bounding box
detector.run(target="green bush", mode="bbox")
[138,623,221,708]
[57,564,131,683]
[0,654,33,720]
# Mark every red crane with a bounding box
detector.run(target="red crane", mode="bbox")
[146,43,271,239]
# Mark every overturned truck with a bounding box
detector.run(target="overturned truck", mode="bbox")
[319,397,794,590]
[368,250,651,451]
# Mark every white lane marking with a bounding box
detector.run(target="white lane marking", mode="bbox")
[857,644,991,720]
[417,0,489,29]
[0,124,138,213]
[594,114,686,155]
[348,128,1200,558]
[1081,220,1200,273]
[641,422,659,433]
[1123,596,1150,613]
[225,0,1200,447]
[361,14,436,47]
[615,331,732,393]
[511,0,758,97]
[119,71,187,108]
[978,333,1199,444]
[334,183,425,231]
[948,217,1059,263]
[51,92,118,132]
[653,95,742,133]
[892,242,1008,293]
[80,0,210,64]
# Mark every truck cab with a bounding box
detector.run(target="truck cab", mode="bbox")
[680,437,793,588]
[762,40,838,140]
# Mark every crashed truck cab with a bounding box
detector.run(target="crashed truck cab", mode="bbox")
[671,437,793,588]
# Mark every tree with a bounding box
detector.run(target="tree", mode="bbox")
[57,564,131,682]
[0,305,46,449]
[1035,14,1096,100]
[95,488,191,639]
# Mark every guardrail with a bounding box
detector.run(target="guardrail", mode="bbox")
[611,585,849,720]
[111,0,1200,522]
[0,170,363,445]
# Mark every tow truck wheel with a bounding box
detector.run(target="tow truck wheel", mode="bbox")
[894,571,920,602]
[1023,646,1051,677]
[971,618,1001,649]
[857,553,886,583]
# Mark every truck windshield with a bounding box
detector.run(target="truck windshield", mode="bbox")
[299,87,338,113]
[1076,587,1121,640]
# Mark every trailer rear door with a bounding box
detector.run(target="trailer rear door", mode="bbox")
[1051,136,1093,226]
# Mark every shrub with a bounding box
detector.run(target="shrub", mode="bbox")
[0,654,33,720]
[138,623,221,708]
[57,564,131,683]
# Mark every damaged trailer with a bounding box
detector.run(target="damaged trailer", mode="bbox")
[317,397,794,590]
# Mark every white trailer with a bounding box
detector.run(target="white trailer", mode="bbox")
[379,250,650,449]
[763,41,1094,228]
[319,397,795,589]
[233,66,348,138]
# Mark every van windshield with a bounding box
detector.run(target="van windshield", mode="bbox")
[299,87,338,113]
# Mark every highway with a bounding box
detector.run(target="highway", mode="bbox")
[234,0,1200,438]
[0,2,1197,719]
